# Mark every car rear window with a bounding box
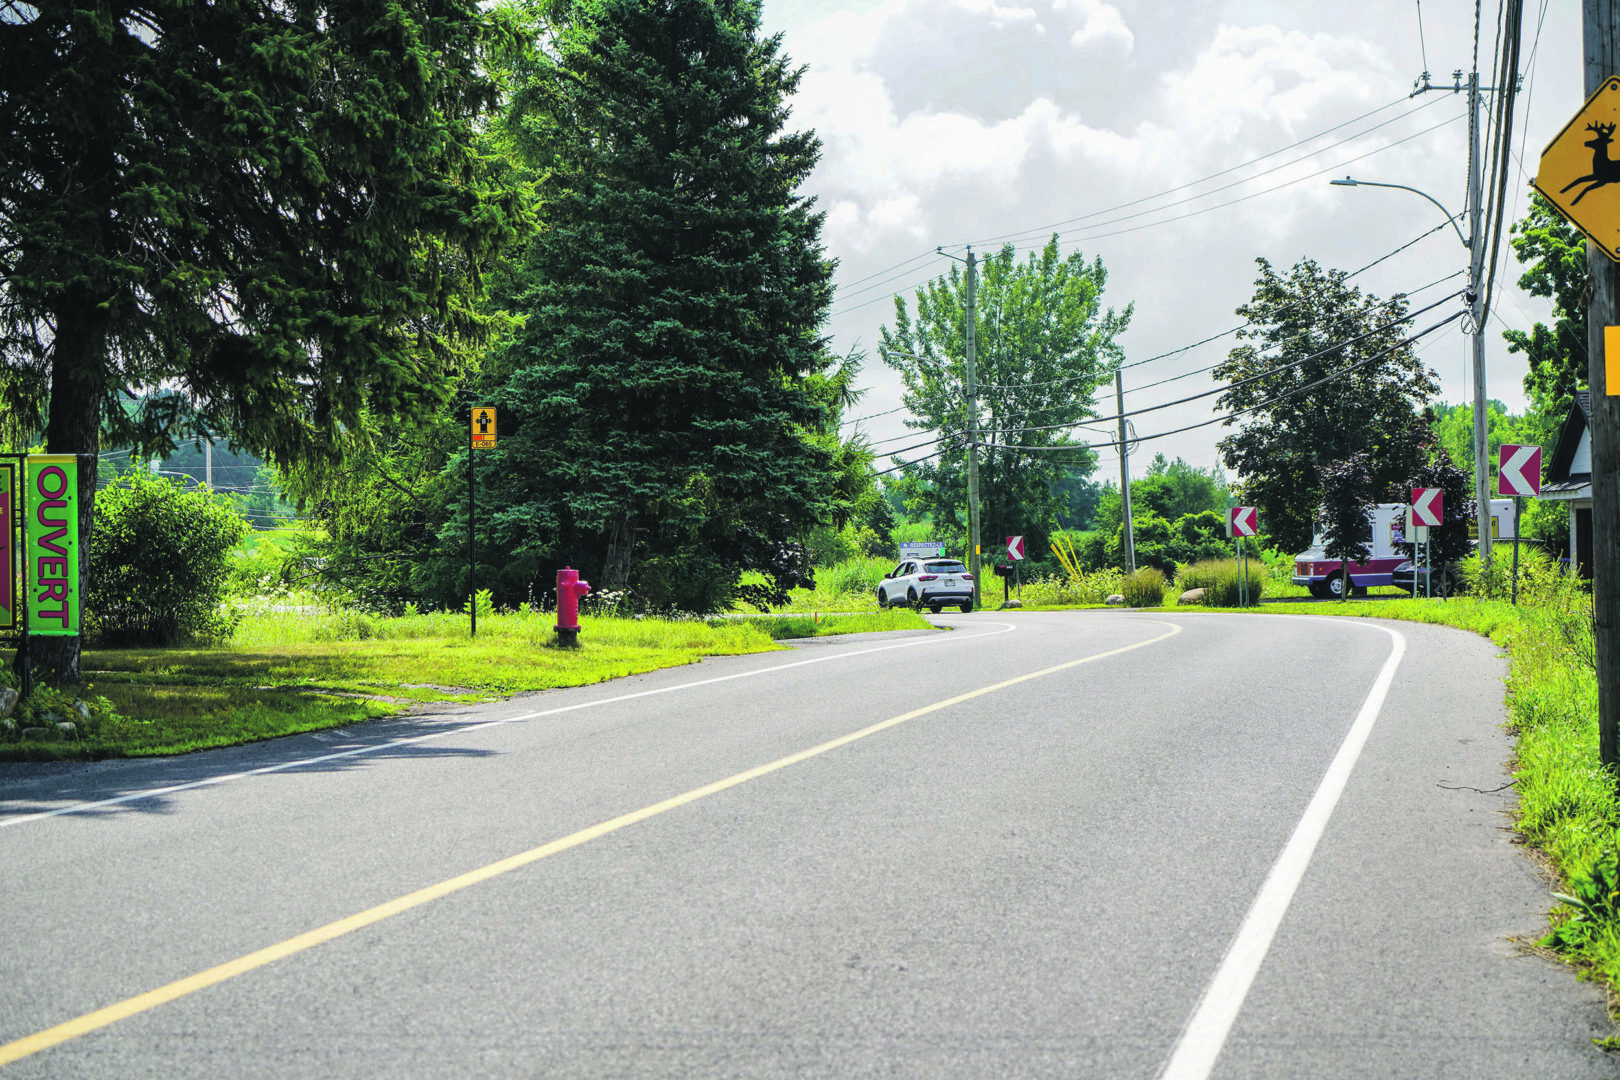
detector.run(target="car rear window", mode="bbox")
[925,561,967,573]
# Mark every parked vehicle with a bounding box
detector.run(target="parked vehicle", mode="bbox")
[1294,499,1517,599]
[1392,536,1537,597]
[1291,503,1408,599]
[877,558,975,613]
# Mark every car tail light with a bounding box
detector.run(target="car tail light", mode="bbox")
[918,574,939,581]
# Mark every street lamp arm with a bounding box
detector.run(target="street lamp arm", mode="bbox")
[1330,176,1470,249]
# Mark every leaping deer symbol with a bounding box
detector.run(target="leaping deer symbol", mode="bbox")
[1561,121,1620,205]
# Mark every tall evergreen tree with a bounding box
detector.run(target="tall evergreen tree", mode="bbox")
[1215,258,1440,553]
[466,0,836,611]
[0,0,522,680]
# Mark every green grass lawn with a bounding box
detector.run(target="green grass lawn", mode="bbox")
[0,606,933,761]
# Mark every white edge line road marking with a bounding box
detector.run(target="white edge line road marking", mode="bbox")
[1,619,1023,829]
[0,619,1183,1067]
[1158,621,1407,1080]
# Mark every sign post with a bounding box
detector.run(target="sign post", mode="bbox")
[469,407,496,637]
[1497,443,1542,605]
[1412,488,1442,600]
[1005,535,1025,598]
[1228,507,1258,607]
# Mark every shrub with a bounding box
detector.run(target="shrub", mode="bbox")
[87,470,250,646]
[1176,558,1265,607]
[1022,566,1125,606]
[1120,567,1166,607]
[1458,546,1589,613]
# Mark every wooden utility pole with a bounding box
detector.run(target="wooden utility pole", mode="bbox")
[965,248,983,609]
[1586,1,1620,773]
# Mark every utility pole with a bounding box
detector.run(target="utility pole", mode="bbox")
[1584,0,1620,773]
[1116,369,1136,573]
[1412,68,1493,567]
[965,247,983,607]
[1466,68,1494,568]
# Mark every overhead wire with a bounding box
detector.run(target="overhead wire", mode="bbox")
[958,93,1427,249]
[993,311,1467,453]
[876,311,1466,473]
[972,96,1452,252]
[1002,288,1464,435]
[831,99,1464,321]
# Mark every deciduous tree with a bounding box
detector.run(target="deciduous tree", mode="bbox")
[1318,452,1377,602]
[880,236,1130,562]
[1504,193,1587,433]
[1215,258,1438,554]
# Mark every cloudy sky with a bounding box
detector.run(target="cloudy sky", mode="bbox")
[756,0,1579,485]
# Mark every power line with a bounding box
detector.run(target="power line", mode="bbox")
[956,93,1433,250]
[875,311,1466,473]
[1001,109,1467,257]
[831,104,1465,323]
[995,311,1467,453]
[1005,289,1464,436]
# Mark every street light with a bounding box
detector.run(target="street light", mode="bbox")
[1330,177,1469,249]
[1330,173,1493,569]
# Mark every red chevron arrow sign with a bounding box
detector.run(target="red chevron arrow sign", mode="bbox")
[1497,444,1542,497]
[1228,506,1258,538]
[1006,535,1025,561]
[1411,487,1443,527]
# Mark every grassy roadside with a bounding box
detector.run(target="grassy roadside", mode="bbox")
[0,606,933,762]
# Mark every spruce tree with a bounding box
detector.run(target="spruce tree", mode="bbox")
[0,0,521,680]
[474,0,836,610]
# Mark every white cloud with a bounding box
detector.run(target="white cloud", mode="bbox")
[760,0,1586,463]
[1054,0,1134,56]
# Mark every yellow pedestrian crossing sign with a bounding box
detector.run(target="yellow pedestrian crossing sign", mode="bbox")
[471,407,496,448]
[1533,77,1620,261]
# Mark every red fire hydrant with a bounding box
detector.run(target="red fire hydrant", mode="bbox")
[556,566,591,647]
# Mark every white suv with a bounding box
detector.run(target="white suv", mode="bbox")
[877,558,975,613]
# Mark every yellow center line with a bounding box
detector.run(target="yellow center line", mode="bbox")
[1,619,1181,1068]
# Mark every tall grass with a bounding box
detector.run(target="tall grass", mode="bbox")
[1022,567,1124,607]
[1176,558,1265,607]
[1120,567,1166,608]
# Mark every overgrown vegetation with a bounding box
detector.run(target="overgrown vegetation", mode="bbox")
[1176,558,1265,607]
[1120,567,1166,608]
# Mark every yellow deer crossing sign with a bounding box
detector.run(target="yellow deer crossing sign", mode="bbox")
[1534,77,1620,261]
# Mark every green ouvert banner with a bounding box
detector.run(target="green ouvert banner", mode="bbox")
[25,455,78,636]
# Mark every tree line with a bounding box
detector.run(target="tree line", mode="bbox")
[0,0,1585,687]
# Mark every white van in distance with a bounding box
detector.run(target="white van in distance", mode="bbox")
[1291,499,1517,599]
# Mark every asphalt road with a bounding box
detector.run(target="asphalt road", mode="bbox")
[0,610,1614,1078]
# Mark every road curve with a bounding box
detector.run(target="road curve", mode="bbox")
[0,611,1610,1078]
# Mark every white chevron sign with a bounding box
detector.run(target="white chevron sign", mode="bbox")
[1497,444,1542,497]
[1411,487,1443,527]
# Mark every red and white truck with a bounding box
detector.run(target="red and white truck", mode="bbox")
[1291,499,1517,599]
